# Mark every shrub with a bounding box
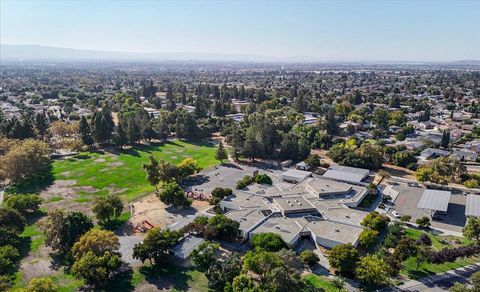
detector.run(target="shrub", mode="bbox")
[251,233,287,252]
[416,216,431,228]
[236,175,254,189]
[361,211,390,231]
[254,174,272,185]
[300,250,319,267]
[211,187,233,199]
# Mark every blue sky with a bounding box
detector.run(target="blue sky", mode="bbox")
[1,0,479,61]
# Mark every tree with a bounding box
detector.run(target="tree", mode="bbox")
[331,277,346,292]
[71,251,123,288]
[0,245,20,275]
[464,217,480,243]
[359,229,379,248]
[190,241,220,272]
[416,216,431,229]
[205,254,242,291]
[242,127,263,162]
[33,113,49,138]
[328,244,359,274]
[158,181,191,208]
[300,250,319,267]
[215,141,228,163]
[91,107,114,145]
[114,121,128,148]
[373,108,389,130]
[79,116,94,146]
[305,154,321,169]
[177,158,201,178]
[143,155,161,192]
[211,187,232,200]
[0,139,49,183]
[72,229,120,260]
[92,195,123,223]
[242,251,284,285]
[232,274,257,292]
[450,282,469,292]
[251,232,287,252]
[441,130,450,148]
[361,211,390,231]
[400,215,412,222]
[415,245,433,269]
[207,214,240,241]
[27,277,58,292]
[0,207,25,233]
[4,194,42,217]
[355,255,390,286]
[133,227,182,265]
[42,210,93,255]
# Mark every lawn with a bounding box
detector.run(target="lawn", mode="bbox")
[401,228,478,279]
[303,274,345,292]
[52,140,218,202]
[20,223,45,253]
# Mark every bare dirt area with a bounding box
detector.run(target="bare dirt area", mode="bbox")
[382,163,416,180]
[40,179,94,215]
[130,193,210,231]
[19,245,58,283]
[310,149,335,166]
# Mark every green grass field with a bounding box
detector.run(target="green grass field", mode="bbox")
[303,274,346,292]
[52,140,218,202]
[401,228,478,279]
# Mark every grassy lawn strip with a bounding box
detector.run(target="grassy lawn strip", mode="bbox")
[138,264,209,292]
[401,228,478,279]
[53,140,218,202]
[20,223,45,253]
[303,274,346,292]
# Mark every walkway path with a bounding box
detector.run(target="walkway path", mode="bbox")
[382,262,480,291]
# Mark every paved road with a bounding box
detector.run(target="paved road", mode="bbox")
[382,263,480,291]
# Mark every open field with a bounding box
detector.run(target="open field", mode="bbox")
[401,228,479,279]
[51,140,218,202]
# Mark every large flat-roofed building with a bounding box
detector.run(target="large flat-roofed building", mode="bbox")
[305,178,352,197]
[322,165,369,183]
[273,196,317,215]
[305,217,363,248]
[219,191,268,212]
[220,171,372,249]
[466,194,480,217]
[225,209,272,237]
[418,189,451,214]
[281,169,312,183]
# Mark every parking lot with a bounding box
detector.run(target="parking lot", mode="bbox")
[387,182,467,233]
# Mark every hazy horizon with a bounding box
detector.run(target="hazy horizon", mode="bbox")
[1,0,479,62]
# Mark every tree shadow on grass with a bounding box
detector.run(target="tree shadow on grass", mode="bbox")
[6,163,54,194]
[139,264,192,291]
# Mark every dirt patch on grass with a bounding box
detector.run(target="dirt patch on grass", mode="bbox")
[19,245,57,282]
[130,194,210,230]
[40,180,77,200]
[73,185,97,193]
[94,158,106,163]
[108,161,124,168]
[104,184,128,195]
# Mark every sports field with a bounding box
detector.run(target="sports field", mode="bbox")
[52,140,218,202]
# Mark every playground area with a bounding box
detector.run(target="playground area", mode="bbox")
[129,193,211,233]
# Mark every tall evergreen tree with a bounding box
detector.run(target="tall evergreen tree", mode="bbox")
[215,141,228,163]
[79,116,94,146]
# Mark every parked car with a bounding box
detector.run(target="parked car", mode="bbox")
[408,182,419,187]
[392,211,401,218]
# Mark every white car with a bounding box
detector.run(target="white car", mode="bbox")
[392,211,401,218]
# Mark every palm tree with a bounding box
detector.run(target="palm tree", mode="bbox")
[331,277,345,292]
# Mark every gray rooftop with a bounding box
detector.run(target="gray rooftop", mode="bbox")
[322,165,369,183]
[281,169,312,180]
[417,189,451,212]
[171,235,205,259]
[273,196,317,214]
[466,194,480,217]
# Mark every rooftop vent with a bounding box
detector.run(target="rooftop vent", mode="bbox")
[335,229,340,232]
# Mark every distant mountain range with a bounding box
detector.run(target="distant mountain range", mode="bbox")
[0,44,282,62]
[1,44,479,64]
